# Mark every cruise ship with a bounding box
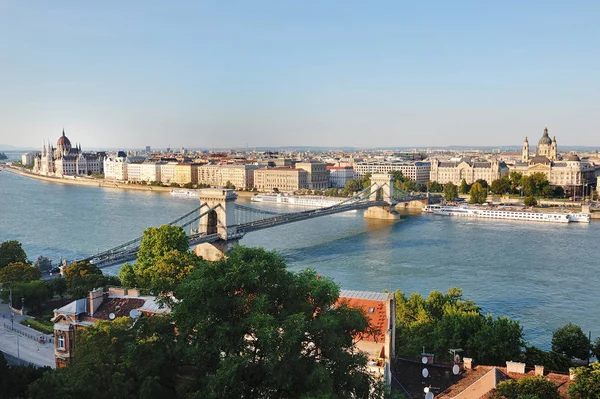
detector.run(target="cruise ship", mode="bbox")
[251,194,346,208]
[423,204,590,224]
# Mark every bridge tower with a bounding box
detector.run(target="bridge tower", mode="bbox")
[364,174,401,220]
[194,189,239,261]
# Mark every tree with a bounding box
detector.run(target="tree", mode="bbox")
[224,180,236,189]
[173,246,383,398]
[489,375,560,399]
[468,182,487,204]
[64,261,119,298]
[475,179,488,189]
[0,261,41,285]
[120,225,203,294]
[0,352,50,399]
[0,240,27,268]
[443,182,458,202]
[523,196,537,207]
[490,177,511,195]
[394,288,524,365]
[427,181,443,193]
[593,337,600,360]
[509,172,523,195]
[568,362,600,399]
[343,178,363,196]
[551,323,590,360]
[459,179,470,194]
[523,346,571,372]
[0,280,53,313]
[64,261,103,286]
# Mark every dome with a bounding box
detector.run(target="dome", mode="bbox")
[530,155,551,165]
[566,154,580,162]
[57,130,71,148]
[538,128,552,145]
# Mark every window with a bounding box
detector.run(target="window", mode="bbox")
[57,335,65,349]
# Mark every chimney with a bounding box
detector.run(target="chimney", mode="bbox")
[463,358,473,370]
[89,288,105,317]
[506,361,526,374]
[535,365,544,376]
[127,288,140,297]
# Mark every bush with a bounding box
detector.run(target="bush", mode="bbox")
[523,196,537,207]
[21,318,54,334]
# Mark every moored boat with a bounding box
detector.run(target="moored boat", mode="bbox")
[423,204,579,223]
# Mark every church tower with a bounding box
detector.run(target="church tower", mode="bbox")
[522,137,529,163]
[550,136,557,161]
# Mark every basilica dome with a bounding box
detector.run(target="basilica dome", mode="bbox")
[538,128,552,145]
[565,154,581,162]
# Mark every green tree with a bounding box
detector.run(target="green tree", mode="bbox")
[64,261,119,298]
[173,246,383,398]
[119,225,203,294]
[427,181,443,193]
[443,182,458,201]
[569,362,600,399]
[0,240,28,268]
[523,196,537,207]
[394,288,524,365]
[468,182,487,204]
[0,280,53,313]
[459,179,470,194]
[551,323,590,360]
[522,346,571,372]
[509,171,523,194]
[490,177,511,195]
[47,277,68,298]
[489,375,560,399]
[224,180,236,189]
[475,178,488,189]
[361,172,372,189]
[593,337,600,360]
[0,352,50,399]
[64,261,103,286]
[343,178,363,196]
[0,261,41,285]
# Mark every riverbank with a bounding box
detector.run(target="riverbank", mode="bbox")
[3,165,260,198]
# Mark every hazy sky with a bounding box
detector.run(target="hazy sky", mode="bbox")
[1,1,599,149]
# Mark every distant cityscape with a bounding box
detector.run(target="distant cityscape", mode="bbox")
[14,127,599,198]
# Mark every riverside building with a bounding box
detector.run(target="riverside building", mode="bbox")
[429,158,508,186]
[295,161,329,190]
[354,161,431,184]
[327,166,355,188]
[253,167,308,192]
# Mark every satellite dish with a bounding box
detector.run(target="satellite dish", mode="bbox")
[108,313,116,320]
[453,364,460,375]
[425,392,434,399]
[422,356,428,364]
[424,387,429,393]
[422,368,429,378]
[129,309,141,319]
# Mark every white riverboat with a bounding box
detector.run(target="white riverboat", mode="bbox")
[422,204,590,223]
[251,193,345,208]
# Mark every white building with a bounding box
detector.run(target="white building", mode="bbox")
[429,158,508,186]
[126,162,143,182]
[197,164,258,189]
[160,162,178,184]
[354,161,431,184]
[140,162,162,183]
[104,156,128,181]
[327,166,355,188]
[21,153,36,167]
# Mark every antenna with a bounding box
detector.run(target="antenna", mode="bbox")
[129,309,141,319]
[108,313,116,320]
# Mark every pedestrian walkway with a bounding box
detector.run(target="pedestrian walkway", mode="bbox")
[0,302,54,368]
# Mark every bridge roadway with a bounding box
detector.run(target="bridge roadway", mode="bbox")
[90,195,425,269]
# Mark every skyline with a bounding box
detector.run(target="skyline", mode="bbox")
[1,1,599,148]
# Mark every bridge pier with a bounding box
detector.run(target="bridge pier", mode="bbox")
[364,205,401,220]
[194,240,239,262]
[364,174,401,220]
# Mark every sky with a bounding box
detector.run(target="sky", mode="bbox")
[0,1,599,149]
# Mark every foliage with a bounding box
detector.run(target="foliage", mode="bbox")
[551,322,590,360]
[0,240,28,268]
[30,246,385,399]
[21,317,54,334]
[522,346,571,372]
[0,352,51,399]
[28,316,179,399]
[64,261,119,298]
[394,288,524,365]
[475,178,488,189]
[443,182,458,201]
[0,280,53,313]
[593,337,600,360]
[459,179,470,194]
[468,182,487,204]
[120,225,203,293]
[0,261,41,285]
[490,176,511,195]
[427,181,443,193]
[568,362,600,399]
[64,261,103,285]
[523,196,537,207]
[224,180,236,189]
[169,182,180,187]
[489,375,560,399]
[509,172,523,194]
[173,246,382,398]
[183,182,194,188]
[46,277,67,298]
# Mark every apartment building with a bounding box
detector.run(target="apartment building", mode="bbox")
[253,168,308,192]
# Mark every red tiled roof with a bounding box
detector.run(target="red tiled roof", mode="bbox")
[336,297,387,342]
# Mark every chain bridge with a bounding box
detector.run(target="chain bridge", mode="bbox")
[83,174,427,267]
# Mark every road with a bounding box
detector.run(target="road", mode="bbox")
[0,302,54,368]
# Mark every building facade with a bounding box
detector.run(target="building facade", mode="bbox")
[327,166,355,188]
[174,163,199,185]
[33,130,104,177]
[196,164,258,189]
[296,161,330,190]
[354,161,431,183]
[253,167,308,192]
[104,156,128,181]
[429,158,508,185]
[512,128,596,195]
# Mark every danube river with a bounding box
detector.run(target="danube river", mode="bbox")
[1,163,598,349]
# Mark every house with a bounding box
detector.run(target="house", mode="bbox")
[337,290,396,385]
[51,287,169,368]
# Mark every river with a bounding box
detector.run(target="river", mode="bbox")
[1,153,598,349]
